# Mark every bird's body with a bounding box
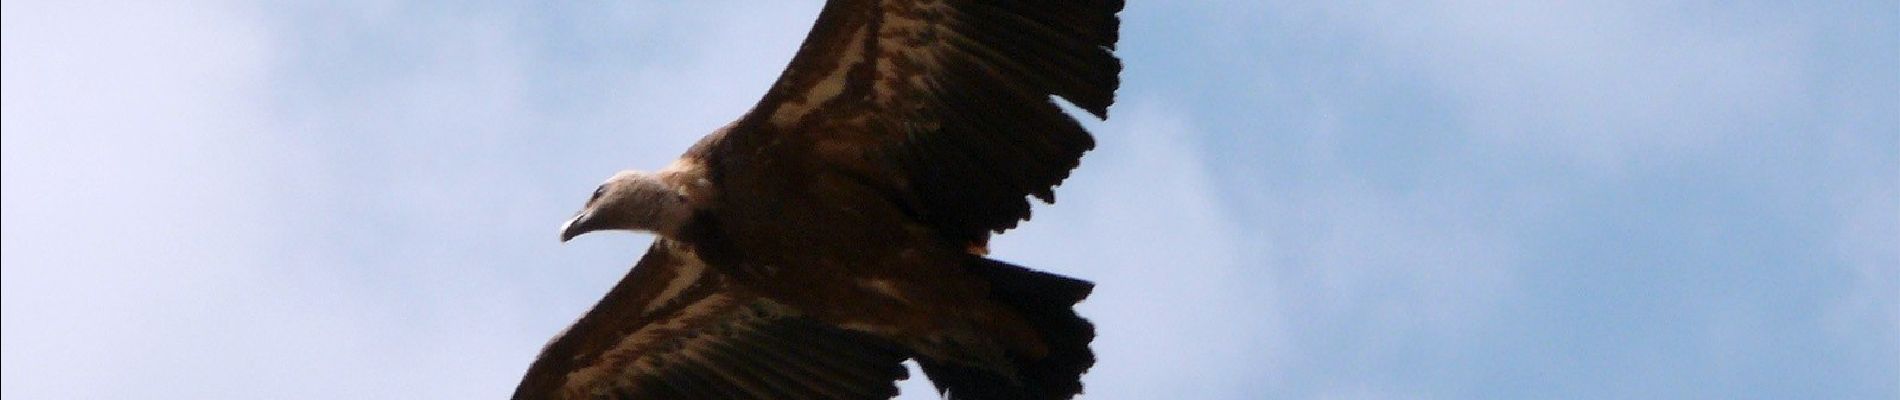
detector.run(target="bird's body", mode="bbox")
[519,1,1124,398]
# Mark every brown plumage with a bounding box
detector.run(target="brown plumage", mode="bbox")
[517,0,1123,399]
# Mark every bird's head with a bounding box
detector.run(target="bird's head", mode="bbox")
[560,170,691,242]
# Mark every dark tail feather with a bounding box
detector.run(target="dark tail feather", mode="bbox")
[917,258,1096,400]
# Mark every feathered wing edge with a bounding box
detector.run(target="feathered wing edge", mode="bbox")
[736,0,1125,245]
[513,241,1100,400]
[512,241,912,400]
[915,257,1097,400]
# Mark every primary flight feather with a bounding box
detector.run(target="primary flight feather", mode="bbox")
[516,1,1124,399]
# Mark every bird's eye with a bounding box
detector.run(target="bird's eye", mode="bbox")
[589,186,606,202]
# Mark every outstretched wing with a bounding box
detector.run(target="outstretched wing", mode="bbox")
[735,0,1124,245]
[512,240,912,400]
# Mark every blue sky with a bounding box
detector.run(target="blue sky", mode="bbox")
[3,1,1894,399]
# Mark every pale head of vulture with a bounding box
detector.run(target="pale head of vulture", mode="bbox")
[560,170,691,242]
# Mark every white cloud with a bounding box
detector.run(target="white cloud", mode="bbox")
[1,1,562,397]
[1,0,292,398]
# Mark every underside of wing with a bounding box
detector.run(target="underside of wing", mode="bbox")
[513,241,912,400]
[737,0,1125,245]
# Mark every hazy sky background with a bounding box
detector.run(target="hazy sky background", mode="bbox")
[4,1,1895,399]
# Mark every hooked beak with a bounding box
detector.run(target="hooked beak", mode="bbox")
[559,211,593,242]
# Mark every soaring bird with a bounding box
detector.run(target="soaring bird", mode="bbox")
[514,1,1123,399]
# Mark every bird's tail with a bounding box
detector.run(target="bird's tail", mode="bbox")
[914,257,1096,400]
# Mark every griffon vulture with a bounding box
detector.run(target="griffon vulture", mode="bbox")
[514,0,1123,398]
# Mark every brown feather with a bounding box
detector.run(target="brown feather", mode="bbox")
[526,1,1122,399]
[727,0,1120,244]
[511,241,911,400]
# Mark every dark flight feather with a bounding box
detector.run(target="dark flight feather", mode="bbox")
[519,1,1122,399]
[511,242,911,400]
[735,0,1122,246]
